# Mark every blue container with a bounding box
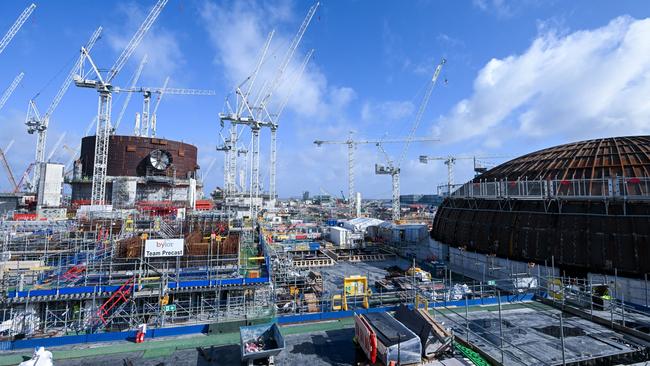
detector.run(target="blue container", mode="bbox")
[326,219,337,226]
[309,243,321,251]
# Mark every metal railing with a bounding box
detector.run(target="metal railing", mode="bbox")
[441,176,650,200]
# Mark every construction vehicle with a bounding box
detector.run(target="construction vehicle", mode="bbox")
[406,266,432,282]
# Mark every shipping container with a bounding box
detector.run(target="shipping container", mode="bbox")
[329,226,351,248]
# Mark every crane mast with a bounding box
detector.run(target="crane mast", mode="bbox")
[219,2,319,217]
[117,83,215,138]
[374,59,446,221]
[150,76,170,137]
[0,72,24,111]
[0,143,17,191]
[256,2,319,122]
[114,54,148,134]
[27,26,102,193]
[0,3,36,56]
[419,155,509,195]
[75,0,168,205]
[269,49,314,202]
[315,136,439,217]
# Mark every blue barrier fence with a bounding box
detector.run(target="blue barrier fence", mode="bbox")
[7,276,271,299]
[2,293,533,351]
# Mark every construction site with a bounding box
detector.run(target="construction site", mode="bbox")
[1,1,650,366]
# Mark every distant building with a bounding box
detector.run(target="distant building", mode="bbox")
[313,194,332,205]
[400,194,443,206]
[302,191,310,201]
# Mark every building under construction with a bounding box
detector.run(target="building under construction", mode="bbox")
[433,136,650,278]
[69,135,202,208]
[0,212,273,337]
[4,0,650,364]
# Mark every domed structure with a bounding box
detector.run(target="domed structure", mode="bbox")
[432,136,650,278]
[478,136,650,181]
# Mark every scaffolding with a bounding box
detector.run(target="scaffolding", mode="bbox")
[0,212,274,339]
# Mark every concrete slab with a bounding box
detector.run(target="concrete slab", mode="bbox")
[319,258,411,294]
[442,302,649,365]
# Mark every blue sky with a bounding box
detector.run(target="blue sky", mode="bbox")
[1,0,650,198]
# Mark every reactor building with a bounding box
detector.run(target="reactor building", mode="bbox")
[69,135,202,207]
[432,136,650,278]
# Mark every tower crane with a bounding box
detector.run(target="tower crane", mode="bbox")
[0,72,24,111]
[314,134,439,216]
[149,76,169,137]
[25,27,102,193]
[0,3,36,56]
[419,155,510,194]
[0,140,17,191]
[374,59,446,222]
[219,2,319,217]
[46,132,66,162]
[62,144,78,176]
[202,156,217,183]
[15,164,35,193]
[126,83,215,138]
[0,140,35,193]
[114,54,148,134]
[74,0,167,205]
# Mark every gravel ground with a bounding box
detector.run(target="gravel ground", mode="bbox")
[318,258,411,294]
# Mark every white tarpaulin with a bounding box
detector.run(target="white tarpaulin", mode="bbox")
[145,238,184,257]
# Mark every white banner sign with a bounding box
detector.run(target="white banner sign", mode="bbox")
[145,238,184,257]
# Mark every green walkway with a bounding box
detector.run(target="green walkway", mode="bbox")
[0,319,354,366]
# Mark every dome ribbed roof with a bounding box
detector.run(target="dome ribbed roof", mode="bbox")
[477,136,650,181]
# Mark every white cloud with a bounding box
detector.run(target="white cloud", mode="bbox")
[361,100,415,123]
[434,16,650,146]
[473,0,513,18]
[107,2,184,84]
[199,0,353,120]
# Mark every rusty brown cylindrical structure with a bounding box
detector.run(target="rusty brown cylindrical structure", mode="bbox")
[432,136,650,278]
[79,135,199,179]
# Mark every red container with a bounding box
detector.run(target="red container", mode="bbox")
[14,213,37,221]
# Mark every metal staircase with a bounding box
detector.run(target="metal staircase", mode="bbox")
[94,277,135,329]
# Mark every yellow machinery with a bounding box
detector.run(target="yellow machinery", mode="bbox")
[341,275,371,310]
[124,218,134,232]
[332,294,343,311]
[415,293,429,309]
[406,266,432,282]
[549,278,563,300]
